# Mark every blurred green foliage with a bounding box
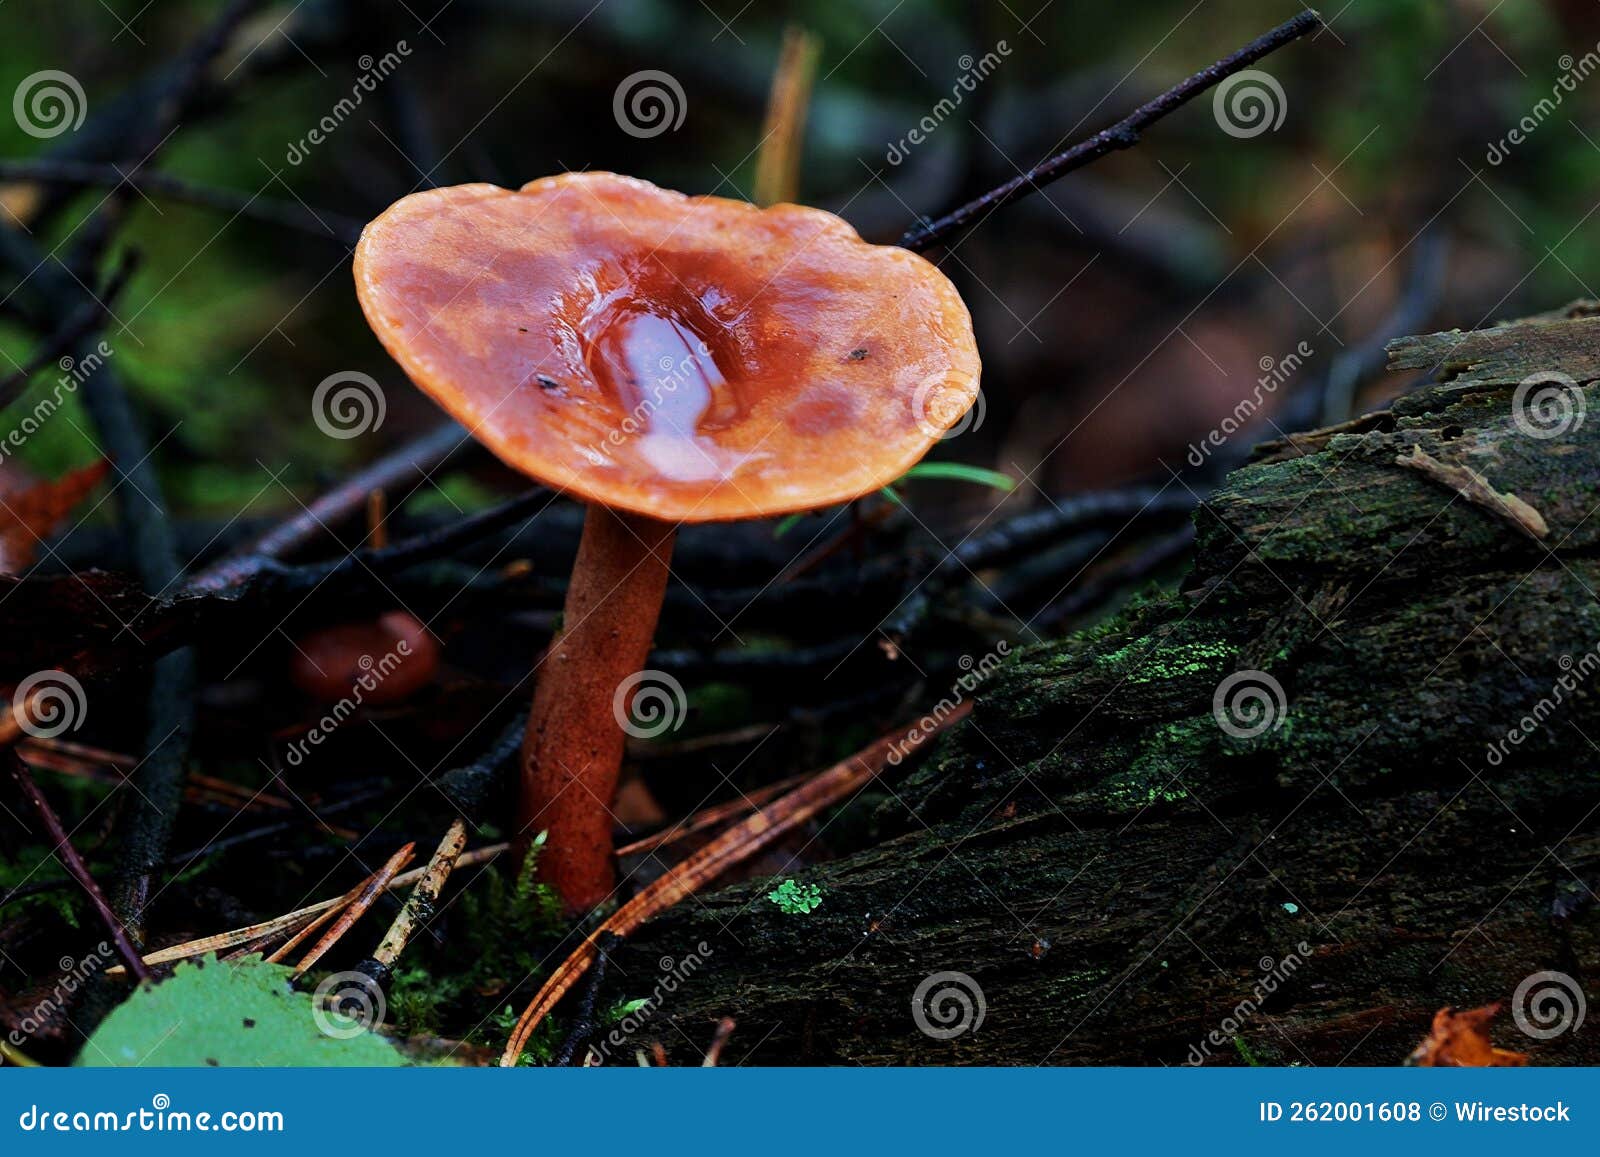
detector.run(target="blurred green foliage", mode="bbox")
[4,0,1598,514]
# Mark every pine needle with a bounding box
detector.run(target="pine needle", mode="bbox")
[499,703,970,1064]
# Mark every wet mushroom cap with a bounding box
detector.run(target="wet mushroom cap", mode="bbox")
[354,173,980,522]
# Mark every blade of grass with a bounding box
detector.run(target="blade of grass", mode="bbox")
[900,462,1016,491]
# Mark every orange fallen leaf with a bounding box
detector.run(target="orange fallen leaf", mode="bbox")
[0,460,109,573]
[1408,1003,1528,1066]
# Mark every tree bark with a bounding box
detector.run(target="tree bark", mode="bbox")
[608,304,1600,1066]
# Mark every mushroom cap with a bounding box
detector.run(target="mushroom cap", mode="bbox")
[354,173,980,522]
[289,611,439,706]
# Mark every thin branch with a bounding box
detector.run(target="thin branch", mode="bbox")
[69,0,267,259]
[1033,524,1196,632]
[900,10,1323,251]
[944,487,1198,575]
[365,818,469,975]
[186,421,472,593]
[0,249,139,411]
[30,0,270,946]
[551,932,620,1066]
[0,159,364,245]
[293,485,551,591]
[4,751,149,980]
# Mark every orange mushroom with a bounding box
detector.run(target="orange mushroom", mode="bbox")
[354,172,979,911]
[289,611,440,706]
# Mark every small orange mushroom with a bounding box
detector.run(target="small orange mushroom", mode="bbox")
[354,172,979,911]
[289,611,439,706]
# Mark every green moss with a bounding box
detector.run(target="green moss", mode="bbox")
[382,839,565,1046]
[1099,638,1237,685]
[1096,717,1225,810]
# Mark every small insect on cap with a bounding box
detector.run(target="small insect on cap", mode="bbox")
[353,172,981,522]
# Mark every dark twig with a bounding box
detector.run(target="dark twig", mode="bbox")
[3,787,377,915]
[64,0,268,273]
[900,10,1323,251]
[944,487,1199,575]
[0,159,364,245]
[4,751,149,980]
[187,421,473,593]
[1033,524,1197,632]
[203,483,551,602]
[0,223,194,941]
[162,785,388,866]
[89,358,194,934]
[314,486,550,586]
[436,710,529,822]
[0,249,139,412]
[72,1,266,937]
[552,931,621,1066]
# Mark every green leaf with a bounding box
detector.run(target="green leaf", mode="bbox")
[899,463,1016,491]
[772,513,805,538]
[78,955,417,1067]
[610,997,652,1021]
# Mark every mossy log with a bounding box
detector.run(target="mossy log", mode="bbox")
[610,305,1600,1066]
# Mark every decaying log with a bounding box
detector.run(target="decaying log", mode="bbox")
[609,305,1600,1065]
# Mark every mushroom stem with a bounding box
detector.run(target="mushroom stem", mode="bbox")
[519,504,676,911]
